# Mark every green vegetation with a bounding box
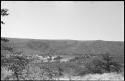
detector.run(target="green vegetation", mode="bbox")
[78,53,122,76]
[1,37,124,80]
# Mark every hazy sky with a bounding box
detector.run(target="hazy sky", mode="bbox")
[1,1,124,41]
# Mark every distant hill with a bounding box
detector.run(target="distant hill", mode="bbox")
[1,37,124,63]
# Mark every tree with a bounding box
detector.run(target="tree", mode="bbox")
[1,8,9,24]
[1,8,9,42]
[91,53,122,73]
[1,55,29,80]
[100,53,122,73]
[57,66,63,76]
[54,56,63,63]
[78,53,122,76]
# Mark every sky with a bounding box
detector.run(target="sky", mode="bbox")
[1,1,124,41]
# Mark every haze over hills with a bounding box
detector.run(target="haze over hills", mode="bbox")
[1,37,124,64]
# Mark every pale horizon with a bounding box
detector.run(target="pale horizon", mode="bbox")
[1,1,124,41]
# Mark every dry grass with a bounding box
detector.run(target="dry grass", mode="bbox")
[58,72,124,80]
[1,67,13,80]
[1,67,124,81]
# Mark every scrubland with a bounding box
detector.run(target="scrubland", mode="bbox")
[1,38,124,80]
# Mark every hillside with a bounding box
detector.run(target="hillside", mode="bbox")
[1,37,124,80]
[1,37,124,63]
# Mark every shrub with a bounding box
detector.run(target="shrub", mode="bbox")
[78,53,122,76]
[21,62,63,80]
[1,55,29,80]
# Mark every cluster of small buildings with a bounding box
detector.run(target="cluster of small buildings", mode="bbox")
[32,54,70,63]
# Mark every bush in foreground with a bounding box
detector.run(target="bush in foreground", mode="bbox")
[78,53,122,76]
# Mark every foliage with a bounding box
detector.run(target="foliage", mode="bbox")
[1,9,9,16]
[1,8,9,24]
[69,54,92,65]
[1,8,10,47]
[78,53,122,76]
[54,56,63,62]
[1,38,9,42]
[1,55,29,80]
[20,62,63,80]
[100,53,122,73]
